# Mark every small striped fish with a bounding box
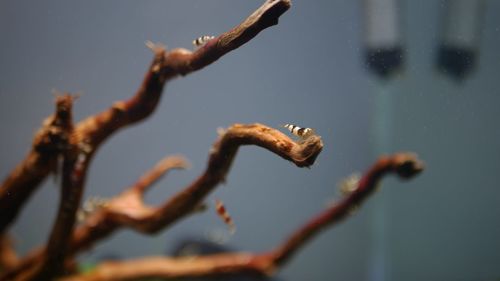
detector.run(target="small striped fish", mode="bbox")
[192,35,215,47]
[283,124,315,139]
[214,199,235,234]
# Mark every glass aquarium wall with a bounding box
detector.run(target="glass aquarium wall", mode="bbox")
[0,1,498,281]
[374,1,500,280]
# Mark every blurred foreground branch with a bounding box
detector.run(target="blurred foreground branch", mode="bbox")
[61,153,423,281]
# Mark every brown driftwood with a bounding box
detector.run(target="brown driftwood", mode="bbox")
[0,94,75,234]
[0,1,425,281]
[1,1,293,280]
[60,153,423,281]
[3,123,322,281]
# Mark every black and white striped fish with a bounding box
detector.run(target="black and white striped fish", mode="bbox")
[192,35,215,47]
[283,124,315,139]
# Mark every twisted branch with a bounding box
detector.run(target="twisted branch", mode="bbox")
[14,95,81,281]
[0,2,421,281]
[61,153,423,281]
[0,0,291,235]
[0,0,290,280]
[71,123,321,245]
[0,156,188,281]
[271,152,424,266]
[0,95,75,233]
[3,123,322,281]
[74,0,291,150]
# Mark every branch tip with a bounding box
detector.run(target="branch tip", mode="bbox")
[391,152,425,179]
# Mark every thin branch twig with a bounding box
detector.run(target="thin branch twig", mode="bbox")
[60,153,423,281]
[132,155,190,194]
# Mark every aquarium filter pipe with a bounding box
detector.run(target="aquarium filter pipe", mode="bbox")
[437,0,485,80]
[362,0,404,79]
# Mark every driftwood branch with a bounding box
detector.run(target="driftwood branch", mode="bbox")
[69,123,321,249]
[14,94,81,281]
[74,0,291,150]
[271,152,424,266]
[0,0,291,236]
[4,123,322,280]
[0,156,188,281]
[60,153,424,281]
[0,95,75,233]
[0,1,291,280]
[0,2,425,281]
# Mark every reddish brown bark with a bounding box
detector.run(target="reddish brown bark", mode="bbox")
[60,153,423,281]
[0,235,18,271]
[271,152,424,266]
[0,1,291,280]
[0,156,189,281]
[14,94,80,281]
[0,2,425,281]
[74,0,291,151]
[0,94,75,234]
[3,123,322,280]
[0,0,290,236]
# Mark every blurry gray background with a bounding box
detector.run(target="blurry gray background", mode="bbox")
[1,1,499,280]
